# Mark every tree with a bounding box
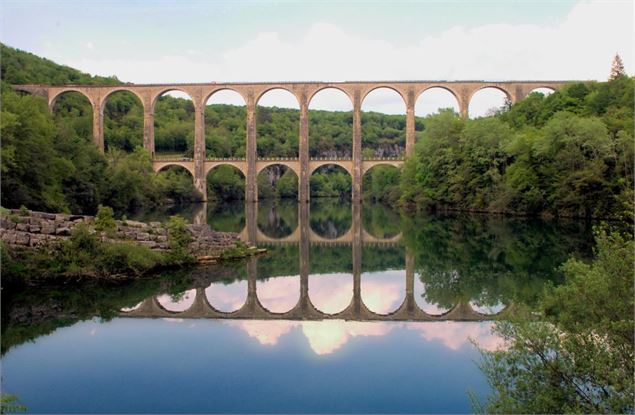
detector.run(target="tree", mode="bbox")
[474,228,634,414]
[609,53,625,80]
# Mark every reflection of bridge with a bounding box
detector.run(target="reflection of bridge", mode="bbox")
[121,203,511,322]
[15,80,567,202]
[190,200,402,246]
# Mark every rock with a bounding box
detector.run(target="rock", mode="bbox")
[15,223,28,231]
[55,227,71,236]
[136,232,151,241]
[125,220,147,229]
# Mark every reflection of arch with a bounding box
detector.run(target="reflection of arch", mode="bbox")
[255,87,300,107]
[154,161,195,178]
[151,88,194,112]
[49,88,94,111]
[256,201,299,240]
[361,85,407,108]
[204,281,248,314]
[204,87,247,106]
[100,87,145,113]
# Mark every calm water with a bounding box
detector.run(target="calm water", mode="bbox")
[1,199,593,414]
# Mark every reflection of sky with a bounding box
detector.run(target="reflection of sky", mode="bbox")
[414,272,452,315]
[470,301,506,315]
[2,318,500,413]
[361,270,406,314]
[205,280,247,312]
[156,289,196,312]
[308,273,352,314]
[257,275,300,312]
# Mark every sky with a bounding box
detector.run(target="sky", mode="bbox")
[1,0,633,115]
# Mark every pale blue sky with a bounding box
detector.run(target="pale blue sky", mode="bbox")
[1,1,632,115]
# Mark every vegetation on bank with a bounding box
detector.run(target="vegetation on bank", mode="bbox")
[473,227,634,413]
[1,214,196,282]
[401,76,634,220]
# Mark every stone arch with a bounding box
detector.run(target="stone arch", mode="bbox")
[255,86,300,107]
[101,89,144,152]
[153,89,195,158]
[468,86,512,118]
[361,85,407,107]
[50,90,94,142]
[309,160,353,177]
[151,88,195,112]
[206,163,246,202]
[256,88,300,158]
[49,88,94,112]
[204,88,247,159]
[100,88,145,113]
[310,163,353,199]
[308,87,353,159]
[155,162,195,179]
[308,86,353,107]
[257,163,299,200]
[414,86,461,117]
[528,86,556,96]
[360,87,407,159]
[361,163,402,205]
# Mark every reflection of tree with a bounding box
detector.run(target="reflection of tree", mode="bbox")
[257,199,298,238]
[207,200,245,232]
[362,202,402,238]
[403,214,593,310]
[309,199,352,238]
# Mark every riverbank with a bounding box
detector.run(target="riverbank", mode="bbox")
[0,208,264,282]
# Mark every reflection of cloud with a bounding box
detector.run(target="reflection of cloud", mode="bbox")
[361,270,406,314]
[162,318,184,323]
[205,281,247,312]
[406,321,504,352]
[469,301,505,315]
[120,301,143,312]
[257,276,300,313]
[156,289,196,312]
[302,321,392,355]
[308,273,353,314]
[225,320,299,346]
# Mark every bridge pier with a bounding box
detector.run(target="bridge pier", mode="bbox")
[246,100,258,202]
[92,105,104,152]
[352,90,362,203]
[299,96,310,203]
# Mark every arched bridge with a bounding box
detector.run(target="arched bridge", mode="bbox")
[14,80,570,202]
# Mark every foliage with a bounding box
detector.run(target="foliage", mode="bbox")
[94,205,116,234]
[401,78,634,219]
[474,228,634,414]
[0,393,27,414]
[166,215,194,263]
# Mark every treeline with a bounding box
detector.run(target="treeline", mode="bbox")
[401,77,634,220]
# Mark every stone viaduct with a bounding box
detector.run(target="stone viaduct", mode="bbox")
[121,203,512,322]
[14,80,568,202]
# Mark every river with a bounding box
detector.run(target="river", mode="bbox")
[1,199,593,413]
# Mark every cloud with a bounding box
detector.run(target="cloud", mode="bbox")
[62,1,631,114]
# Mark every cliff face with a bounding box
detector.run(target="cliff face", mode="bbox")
[0,209,242,257]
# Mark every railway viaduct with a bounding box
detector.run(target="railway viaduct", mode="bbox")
[14,80,567,202]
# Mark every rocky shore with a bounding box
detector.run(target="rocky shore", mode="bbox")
[0,209,261,261]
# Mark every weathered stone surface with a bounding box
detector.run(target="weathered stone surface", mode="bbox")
[55,227,71,236]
